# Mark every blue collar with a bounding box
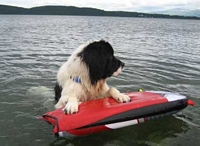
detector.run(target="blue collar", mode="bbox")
[73,76,81,83]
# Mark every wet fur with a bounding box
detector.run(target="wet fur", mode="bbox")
[54,40,130,114]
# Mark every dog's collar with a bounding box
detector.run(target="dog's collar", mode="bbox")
[70,76,81,83]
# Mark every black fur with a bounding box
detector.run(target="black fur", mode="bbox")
[78,40,124,85]
[54,82,62,101]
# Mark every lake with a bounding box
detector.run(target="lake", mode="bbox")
[0,15,200,146]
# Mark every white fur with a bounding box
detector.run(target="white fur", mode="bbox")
[55,41,130,114]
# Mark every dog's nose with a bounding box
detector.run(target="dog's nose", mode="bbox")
[121,62,125,68]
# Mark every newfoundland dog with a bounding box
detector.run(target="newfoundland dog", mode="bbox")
[54,40,130,114]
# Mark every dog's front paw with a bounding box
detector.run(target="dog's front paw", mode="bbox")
[114,94,131,103]
[63,101,79,114]
[55,99,66,109]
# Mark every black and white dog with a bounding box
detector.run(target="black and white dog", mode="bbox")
[54,40,130,114]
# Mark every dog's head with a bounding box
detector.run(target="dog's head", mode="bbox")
[78,40,124,85]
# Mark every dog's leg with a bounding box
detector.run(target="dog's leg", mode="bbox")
[55,95,79,114]
[107,87,131,103]
[55,82,84,114]
[63,96,79,114]
[54,95,69,109]
[54,82,62,102]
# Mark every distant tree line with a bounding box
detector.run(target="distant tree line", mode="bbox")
[0,4,199,20]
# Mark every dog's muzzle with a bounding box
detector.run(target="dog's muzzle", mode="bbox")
[121,62,125,71]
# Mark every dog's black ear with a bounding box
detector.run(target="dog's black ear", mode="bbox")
[78,40,114,85]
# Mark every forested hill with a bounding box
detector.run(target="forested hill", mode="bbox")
[0,4,199,20]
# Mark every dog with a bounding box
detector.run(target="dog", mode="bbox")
[54,40,130,114]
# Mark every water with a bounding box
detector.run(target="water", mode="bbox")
[0,15,200,146]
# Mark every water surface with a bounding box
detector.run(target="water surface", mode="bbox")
[0,15,200,146]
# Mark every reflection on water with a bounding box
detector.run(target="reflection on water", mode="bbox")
[50,117,189,146]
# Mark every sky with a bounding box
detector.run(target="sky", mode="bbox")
[1,0,200,12]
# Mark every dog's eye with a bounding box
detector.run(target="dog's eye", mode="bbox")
[109,56,114,60]
[107,56,113,65]
[107,56,114,63]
